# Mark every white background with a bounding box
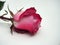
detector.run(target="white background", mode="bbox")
[0,0,60,45]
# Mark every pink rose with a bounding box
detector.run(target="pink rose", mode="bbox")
[0,7,42,35]
[13,7,42,35]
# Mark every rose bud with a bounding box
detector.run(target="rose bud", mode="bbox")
[0,7,42,35]
[13,7,42,35]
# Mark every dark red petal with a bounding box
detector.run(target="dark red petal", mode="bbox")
[18,7,36,21]
[24,7,36,14]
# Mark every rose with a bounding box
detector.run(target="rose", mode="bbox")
[13,7,42,35]
[0,7,42,35]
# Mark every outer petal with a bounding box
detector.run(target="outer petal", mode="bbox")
[14,7,36,22]
[22,7,36,14]
[13,11,23,21]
